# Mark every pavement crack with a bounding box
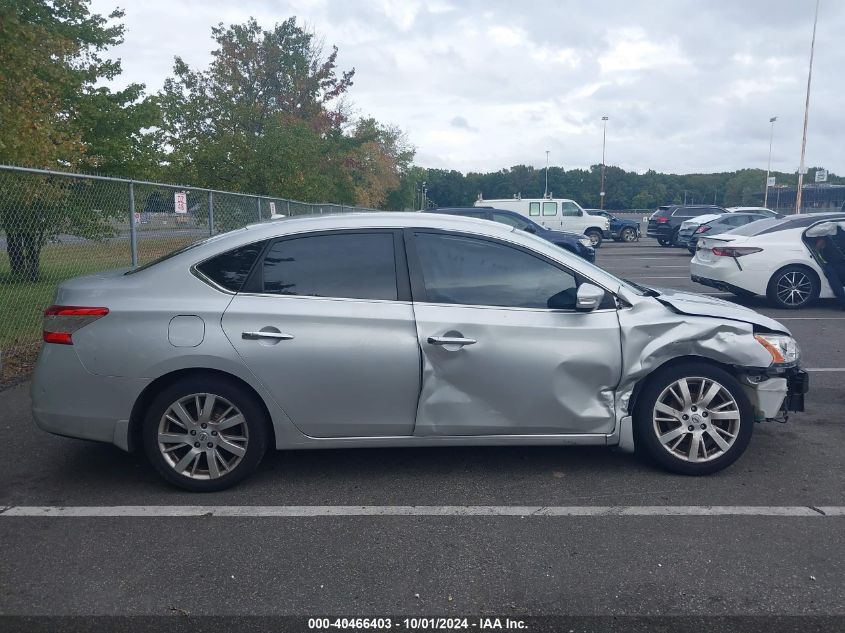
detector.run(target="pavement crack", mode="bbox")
[808,506,827,516]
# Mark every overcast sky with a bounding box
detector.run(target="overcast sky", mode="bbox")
[91,0,844,175]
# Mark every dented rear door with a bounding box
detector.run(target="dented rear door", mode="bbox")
[406,230,622,436]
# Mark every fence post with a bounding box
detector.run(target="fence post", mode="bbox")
[208,191,214,236]
[128,181,138,268]
[286,200,291,215]
[257,197,262,221]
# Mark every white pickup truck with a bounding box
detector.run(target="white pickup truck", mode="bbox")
[474,197,610,246]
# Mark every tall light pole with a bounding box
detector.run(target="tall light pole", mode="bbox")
[764,116,777,208]
[599,116,609,209]
[544,150,550,198]
[796,0,820,215]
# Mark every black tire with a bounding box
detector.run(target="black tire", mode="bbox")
[766,265,820,310]
[585,229,603,248]
[142,374,270,491]
[633,362,754,476]
[657,237,670,247]
[620,227,637,242]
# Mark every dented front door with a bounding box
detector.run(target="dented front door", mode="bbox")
[407,230,622,436]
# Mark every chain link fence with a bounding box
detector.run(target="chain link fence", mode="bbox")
[0,164,377,382]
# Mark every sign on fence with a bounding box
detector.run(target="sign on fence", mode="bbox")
[174,191,188,214]
[767,176,776,187]
[133,212,141,225]
[815,169,827,183]
[269,201,276,215]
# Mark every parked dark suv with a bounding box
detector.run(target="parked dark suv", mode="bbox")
[647,205,726,247]
[425,207,596,262]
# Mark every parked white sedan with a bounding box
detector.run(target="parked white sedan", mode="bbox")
[691,212,845,309]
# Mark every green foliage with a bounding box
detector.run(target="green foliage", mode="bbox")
[420,165,843,210]
[0,0,160,281]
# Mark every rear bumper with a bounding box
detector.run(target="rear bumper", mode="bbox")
[690,274,754,296]
[646,225,672,239]
[31,344,148,450]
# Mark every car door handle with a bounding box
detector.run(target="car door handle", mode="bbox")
[242,331,295,341]
[427,336,477,347]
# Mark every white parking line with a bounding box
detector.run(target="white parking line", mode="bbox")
[603,265,689,269]
[805,368,845,372]
[0,506,842,517]
[776,317,845,320]
[622,276,689,279]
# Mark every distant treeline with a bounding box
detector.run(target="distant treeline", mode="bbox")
[417,165,842,210]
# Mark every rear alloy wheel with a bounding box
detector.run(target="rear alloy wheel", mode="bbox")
[142,376,269,491]
[766,266,819,309]
[634,363,753,475]
[620,227,637,242]
[585,229,603,248]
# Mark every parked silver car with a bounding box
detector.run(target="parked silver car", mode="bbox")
[32,213,808,490]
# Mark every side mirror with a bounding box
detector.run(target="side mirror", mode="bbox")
[575,283,605,312]
[523,225,536,234]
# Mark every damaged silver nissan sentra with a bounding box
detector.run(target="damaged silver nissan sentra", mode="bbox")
[31,213,809,491]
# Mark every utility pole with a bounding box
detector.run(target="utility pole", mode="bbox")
[544,151,550,198]
[600,116,608,209]
[422,181,427,210]
[796,0,820,214]
[764,116,777,208]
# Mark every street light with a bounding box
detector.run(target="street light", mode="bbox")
[796,0,820,214]
[599,116,609,209]
[544,150,550,198]
[764,116,777,209]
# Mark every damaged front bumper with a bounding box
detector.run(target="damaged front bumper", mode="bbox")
[741,367,808,420]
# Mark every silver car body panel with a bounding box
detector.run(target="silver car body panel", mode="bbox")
[412,303,621,435]
[30,213,794,453]
[221,294,421,437]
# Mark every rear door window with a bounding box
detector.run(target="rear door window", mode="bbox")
[260,232,398,300]
[542,202,557,216]
[529,202,540,216]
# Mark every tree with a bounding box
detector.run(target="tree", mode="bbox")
[0,0,159,281]
[159,17,355,191]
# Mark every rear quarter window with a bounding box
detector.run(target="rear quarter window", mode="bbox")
[195,241,267,291]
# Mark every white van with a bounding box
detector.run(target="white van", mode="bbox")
[474,197,610,246]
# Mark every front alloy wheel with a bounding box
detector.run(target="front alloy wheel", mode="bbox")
[620,227,637,242]
[634,363,753,475]
[652,377,740,463]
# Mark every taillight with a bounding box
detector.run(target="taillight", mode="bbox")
[43,305,109,345]
[711,247,763,258]
[695,225,711,234]
[655,216,670,223]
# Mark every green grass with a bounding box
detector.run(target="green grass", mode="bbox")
[1,237,195,351]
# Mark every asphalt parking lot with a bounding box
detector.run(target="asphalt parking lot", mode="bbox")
[1,238,844,628]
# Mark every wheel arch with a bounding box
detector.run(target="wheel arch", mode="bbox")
[127,368,276,452]
[626,355,740,417]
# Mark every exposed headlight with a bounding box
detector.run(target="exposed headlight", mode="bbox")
[754,334,800,365]
[579,237,592,247]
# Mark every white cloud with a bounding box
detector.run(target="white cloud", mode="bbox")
[89,0,845,175]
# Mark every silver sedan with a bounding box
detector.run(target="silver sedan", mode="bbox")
[32,213,808,490]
